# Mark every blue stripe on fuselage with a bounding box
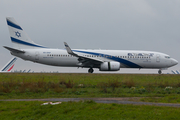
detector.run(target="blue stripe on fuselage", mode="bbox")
[7,20,22,30]
[72,50,142,68]
[11,37,46,48]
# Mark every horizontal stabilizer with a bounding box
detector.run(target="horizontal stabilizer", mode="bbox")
[3,46,25,53]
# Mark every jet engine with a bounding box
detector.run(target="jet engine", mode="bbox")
[99,62,120,71]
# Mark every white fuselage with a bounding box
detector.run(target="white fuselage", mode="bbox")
[11,48,177,69]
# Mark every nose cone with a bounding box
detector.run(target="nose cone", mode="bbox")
[171,58,178,66]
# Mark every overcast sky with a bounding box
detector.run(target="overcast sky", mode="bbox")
[0,0,180,73]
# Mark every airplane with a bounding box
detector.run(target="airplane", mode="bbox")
[27,69,31,73]
[171,70,176,74]
[4,17,178,74]
[176,70,180,74]
[171,70,180,74]
[0,57,17,72]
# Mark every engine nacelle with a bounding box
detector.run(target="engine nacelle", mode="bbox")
[99,62,120,71]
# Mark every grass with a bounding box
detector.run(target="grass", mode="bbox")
[0,101,180,120]
[1,73,180,103]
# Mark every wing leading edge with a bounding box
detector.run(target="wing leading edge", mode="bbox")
[64,42,103,67]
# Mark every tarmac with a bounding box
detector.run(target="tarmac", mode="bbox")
[1,97,180,107]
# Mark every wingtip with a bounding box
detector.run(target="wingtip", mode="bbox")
[64,42,69,47]
[6,17,14,22]
[3,46,8,49]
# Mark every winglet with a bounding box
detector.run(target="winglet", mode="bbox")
[64,42,103,64]
[64,42,77,56]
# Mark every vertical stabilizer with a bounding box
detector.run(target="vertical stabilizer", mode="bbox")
[6,17,45,49]
[176,70,180,74]
[171,70,176,74]
[1,57,17,72]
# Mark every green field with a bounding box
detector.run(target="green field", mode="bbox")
[1,73,180,119]
[0,101,180,120]
[1,73,180,103]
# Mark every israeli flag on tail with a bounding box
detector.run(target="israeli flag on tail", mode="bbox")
[6,17,46,49]
[1,57,17,72]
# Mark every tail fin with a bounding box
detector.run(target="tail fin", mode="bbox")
[1,57,17,72]
[6,17,46,49]
[171,70,176,74]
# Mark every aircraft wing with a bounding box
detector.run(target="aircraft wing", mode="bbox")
[64,42,103,67]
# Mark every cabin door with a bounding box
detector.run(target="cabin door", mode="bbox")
[35,51,39,60]
[156,54,160,62]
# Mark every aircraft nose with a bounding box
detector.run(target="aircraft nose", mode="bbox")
[171,58,178,66]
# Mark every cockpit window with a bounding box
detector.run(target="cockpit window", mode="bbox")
[165,56,170,59]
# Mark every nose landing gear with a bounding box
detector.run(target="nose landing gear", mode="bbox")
[88,68,94,73]
[158,69,162,74]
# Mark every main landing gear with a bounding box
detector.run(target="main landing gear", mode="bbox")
[88,68,94,73]
[158,69,162,74]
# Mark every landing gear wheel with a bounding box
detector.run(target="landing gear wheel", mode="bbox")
[88,68,94,73]
[158,70,162,74]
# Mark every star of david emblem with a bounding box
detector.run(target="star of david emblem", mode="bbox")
[15,31,21,37]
